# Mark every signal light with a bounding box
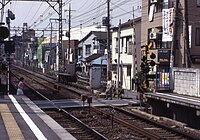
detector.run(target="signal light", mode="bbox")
[150,53,156,59]
[0,26,9,40]
[150,60,156,67]
[143,67,150,73]
[8,10,15,20]
[140,43,157,89]
[141,56,147,62]
[140,63,145,69]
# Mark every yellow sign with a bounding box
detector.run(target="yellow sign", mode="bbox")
[148,42,152,49]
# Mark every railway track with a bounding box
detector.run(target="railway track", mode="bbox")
[11,67,110,139]
[10,65,200,139]
[11,67,81,99]
[45,109,107,140]
[65,106,200,140]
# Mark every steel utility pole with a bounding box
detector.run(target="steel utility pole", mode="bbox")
[68,3,71,64]
[1,0,5,22]
[2,0,63,73]
[65,4,75,65]
[6,9,10,95]
[58,0,63,72]
[170,0,179,70]
[117,20,121,95]
[107,0,111,79]
[132,6,136,91]
[184,0,191,68]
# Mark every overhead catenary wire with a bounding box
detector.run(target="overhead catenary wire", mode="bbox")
[8,0,137,37]
[21,2,35,24]
[70,0,134,27]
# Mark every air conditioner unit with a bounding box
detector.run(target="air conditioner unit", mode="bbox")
[149,32,157,40]
[150,0,157,4]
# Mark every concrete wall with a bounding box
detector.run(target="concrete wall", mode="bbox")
[172,67,200,97]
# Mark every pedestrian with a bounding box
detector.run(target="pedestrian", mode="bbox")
[137,85,146,105]
[105,77,112,100]
[16,77,24,95]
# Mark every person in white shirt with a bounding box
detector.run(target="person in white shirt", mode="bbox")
[105,77,112,100]
[17,77,24,95]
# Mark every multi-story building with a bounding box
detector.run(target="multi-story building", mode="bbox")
[19,23,37,68]
[111,18,141,90]
[77,31,108,77]
[141,0,200,90]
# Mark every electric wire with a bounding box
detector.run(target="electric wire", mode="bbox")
[9,0,136,37]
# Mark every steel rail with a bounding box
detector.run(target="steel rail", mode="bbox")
[90,107,163,140]
[114,106,199,140]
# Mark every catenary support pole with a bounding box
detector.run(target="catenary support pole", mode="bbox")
[107,0,111,79]
[117,20,121,95]
[67,3,71,64]
[170,0,179,90]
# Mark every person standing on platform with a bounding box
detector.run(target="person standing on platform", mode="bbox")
[16,77,24,95]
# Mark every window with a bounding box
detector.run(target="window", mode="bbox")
[112,65,117,73]
[121,37,124,48]
[78,48,83,56]
[162,42,171,49]
[85,44,91,55]
[93,45,98,50]
[155,2,163,13]
[168,0,175,8]
[195,28,200,46]
[125,36,132,53]
[127,65,131,76]
[115,37,119,53]
[100,44,105,50]
[197,0,200,7]
[121,37,124,54]
[149,0,163,14]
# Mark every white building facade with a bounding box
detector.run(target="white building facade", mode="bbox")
[111,19,141,90]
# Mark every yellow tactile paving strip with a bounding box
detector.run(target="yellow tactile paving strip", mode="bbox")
[0,104,25,140]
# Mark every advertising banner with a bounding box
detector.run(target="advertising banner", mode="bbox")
[162,8,174,41]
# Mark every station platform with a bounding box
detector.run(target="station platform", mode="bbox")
[0,92,139,140]
[145,92,200,109]
[145,92,200,129]
[0,95,76,140]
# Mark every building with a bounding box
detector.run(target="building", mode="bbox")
[141,0,200,90]
[62,25,106,41]
[111,18,141,90]
[14,23,38,68]
[62,39,79,66]
[78,31,108,78]
[41,36,57,70]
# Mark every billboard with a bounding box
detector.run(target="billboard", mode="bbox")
[162,8,174,42]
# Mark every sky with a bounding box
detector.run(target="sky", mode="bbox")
[1,0,141,37]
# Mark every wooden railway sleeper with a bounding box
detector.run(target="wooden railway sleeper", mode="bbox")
[90,107,164,139]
